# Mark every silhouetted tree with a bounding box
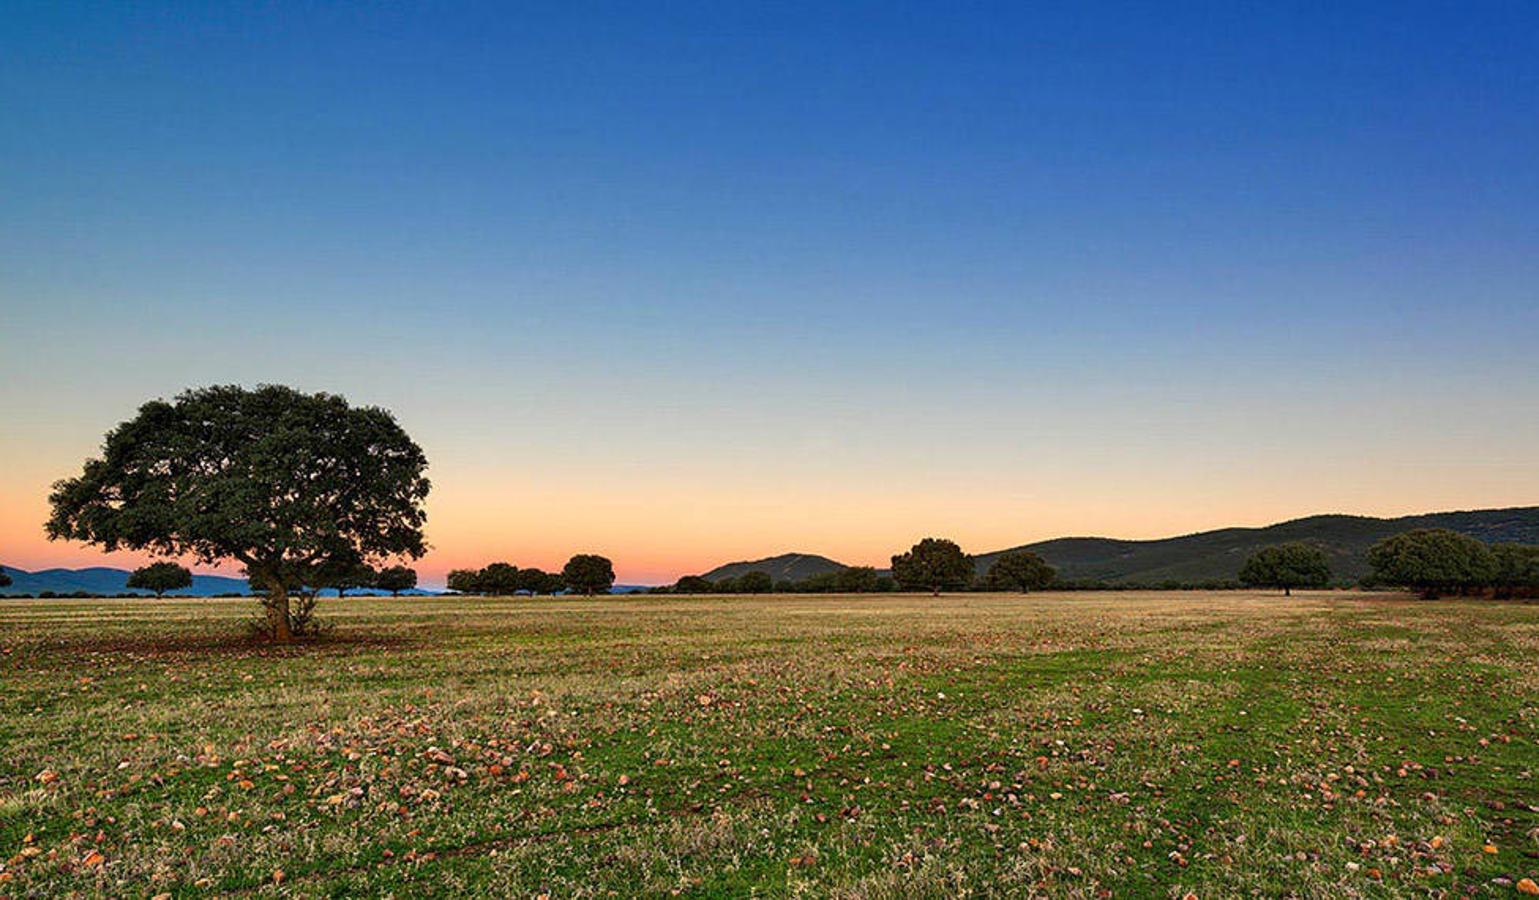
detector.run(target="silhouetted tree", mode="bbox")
[126,562,194,598]
[446,568,482,594]
[985,551,1056,593]
[507,567,542,595]
[375,565,417,596]
[563,554,615,596]
[834,566,881,593]
[46,385,429,642]
[738,570,772,594]
[891,538,973,596]
[1237,543,1330,596]
[0,569,10,589]
[479,562,521,596]
[315,557,377,599]
[1367,529,1495,599]
[675,575,714,594]
[798,572,840,593]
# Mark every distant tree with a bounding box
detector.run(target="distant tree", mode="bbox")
[1490,543,1539,599]
[315,557,377,599]
[798,572,840,593]
[446,568,482,594]
[375,565,417,596]
[891,538,974,596]
[713,576,740,593]
[675,575,714,594]
[1367,529,1496,599]
[1237,543,1331,596]
[45,385,429,642]
[985,551,1056,593]
[874,575,897,592]
[535,571,567,595]
[509,567,546,595]
[0,569,11,589]
[126,561,194,599]
[479,562,522,596]
[563,554,615,596]
[738,570,773,594]
[833,566,881,593]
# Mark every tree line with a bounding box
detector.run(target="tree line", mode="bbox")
[658,531,1539,600]
[29,385,1539,643]
[661,538,1057,595]
[445,554,616,596]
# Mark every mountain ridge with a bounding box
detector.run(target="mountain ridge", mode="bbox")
[700,506,1539,586]
[0,565,253,597]
[700,552,847,583]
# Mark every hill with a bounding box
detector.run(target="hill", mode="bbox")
[0,565,253,597]
[700,553,847,583]
[982,506,1539,584]
[0,566,451,597]
[696,506,1539,587]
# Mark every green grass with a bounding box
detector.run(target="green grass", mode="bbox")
[1,591,1536,897]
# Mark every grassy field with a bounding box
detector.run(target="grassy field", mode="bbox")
[1,591,1536,898]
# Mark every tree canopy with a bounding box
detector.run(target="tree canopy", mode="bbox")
[563,554,615,596]
[0,569,13,589]
[125,561,193,598]
[478,562,522,596]
[1367,529,1495,599]
[674,574,714,594]
[1491,543,1539,599]
[737,570,773,594]
[985,550,1056,593]
[1237,543,1331,596]
[891,538,973,595]
[833,566,881,593]
[46,385,430,641]
[375,565,417,596]
[314,557,377,599]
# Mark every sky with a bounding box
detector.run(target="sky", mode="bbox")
[2,2,1537,587]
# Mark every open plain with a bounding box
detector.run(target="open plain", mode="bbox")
[2,591,1536,897]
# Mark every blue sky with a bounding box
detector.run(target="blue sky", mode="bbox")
[3,2,1537,582]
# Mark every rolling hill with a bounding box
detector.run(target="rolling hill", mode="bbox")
[700,506,1539,586]
[977,506,1539,584]
[700,553,847,583]
[0,566,252,597]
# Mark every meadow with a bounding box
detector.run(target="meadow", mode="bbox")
[1,591,1536,897]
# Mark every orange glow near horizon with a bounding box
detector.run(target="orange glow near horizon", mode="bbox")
[6,442,1536,586]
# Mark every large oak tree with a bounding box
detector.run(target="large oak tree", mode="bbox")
[47,385,430,641]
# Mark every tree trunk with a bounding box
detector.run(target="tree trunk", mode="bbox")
[267,583,293,643]
[931,585,940,597]
[1284,586,1291,597]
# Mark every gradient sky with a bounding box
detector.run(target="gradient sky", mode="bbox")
[3,2,1537,586]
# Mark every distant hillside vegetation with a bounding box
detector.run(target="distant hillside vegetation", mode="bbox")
[0,566,252,597]
[695,506,1539,587]
[700,553,847,583]
[977,506,1539,584]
